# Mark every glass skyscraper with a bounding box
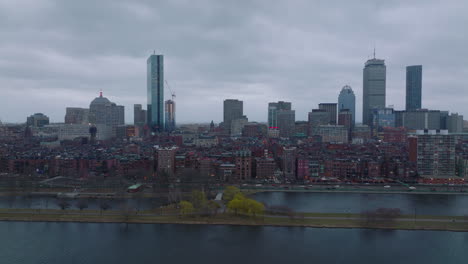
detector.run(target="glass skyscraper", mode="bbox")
[362,58,386,125]
[147,54,164,132]
[268,101,291,128]
[338,85,356,125]
[406,65,422,111]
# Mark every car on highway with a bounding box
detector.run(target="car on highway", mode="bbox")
[384,185,391,188]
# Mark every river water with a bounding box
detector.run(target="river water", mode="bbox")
[2,191,468,216]
[2,192,468,263]
[252,192,468,215]
[1,221,467,264]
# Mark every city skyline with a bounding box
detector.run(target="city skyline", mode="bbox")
[1,0,468,124]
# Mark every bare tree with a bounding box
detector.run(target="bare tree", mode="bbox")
[99,200,111,215]
[75,199,89,211]
[57,199,70,211]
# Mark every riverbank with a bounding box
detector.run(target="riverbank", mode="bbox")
[243,188,468,195]
[1,209,468,232]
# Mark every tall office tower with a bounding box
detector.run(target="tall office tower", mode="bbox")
[268,101,292,128]
[223,99,243,134]
[415,130,455,177]
[277,109,295,138]
[165,100,176,132]
[133,104,146,127]
[318,103,338,125]
[363,56,386,125]
[406,65,422,111]
[308,109,329,135]
[147,54,164,132]
[338,85,356,124]
[65,107,89,124]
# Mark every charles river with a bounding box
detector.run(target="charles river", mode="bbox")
[2,192,468,263]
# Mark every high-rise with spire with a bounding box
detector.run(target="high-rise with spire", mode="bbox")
[362,52,386,125]
[147,54,164,132]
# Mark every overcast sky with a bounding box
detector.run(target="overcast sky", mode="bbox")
[1,0,467,124]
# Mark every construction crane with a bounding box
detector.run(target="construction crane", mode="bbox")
[165,80,176,101]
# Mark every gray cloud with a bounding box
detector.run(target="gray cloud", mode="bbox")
[0,0,467,124]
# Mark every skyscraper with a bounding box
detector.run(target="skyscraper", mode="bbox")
[133,104,146,127]
[318,103,337,125]
[223,99,243,134]
[308,109,329,135]
[268,101,291,128]
[165,100,176,132]
[406,65,422,111]
[147,54,164,132]
[277,109,295,138]
[363,56,386,125]
[338,85,356,124]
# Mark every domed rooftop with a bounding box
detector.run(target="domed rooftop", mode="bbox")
[90,92,111,106]
[340,85,354,94]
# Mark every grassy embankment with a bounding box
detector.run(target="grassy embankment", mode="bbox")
[1,208,468,232]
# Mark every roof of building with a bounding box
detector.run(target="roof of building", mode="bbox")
[90,93,111,106]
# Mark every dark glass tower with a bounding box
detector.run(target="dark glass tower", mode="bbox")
[406,65,422,111]
[147,54,164,132]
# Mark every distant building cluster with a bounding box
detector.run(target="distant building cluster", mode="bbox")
[2,52,467,181]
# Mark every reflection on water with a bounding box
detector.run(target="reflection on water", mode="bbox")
[0,195,165,210]
[253,192,468,215]
[2,192,468,216]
